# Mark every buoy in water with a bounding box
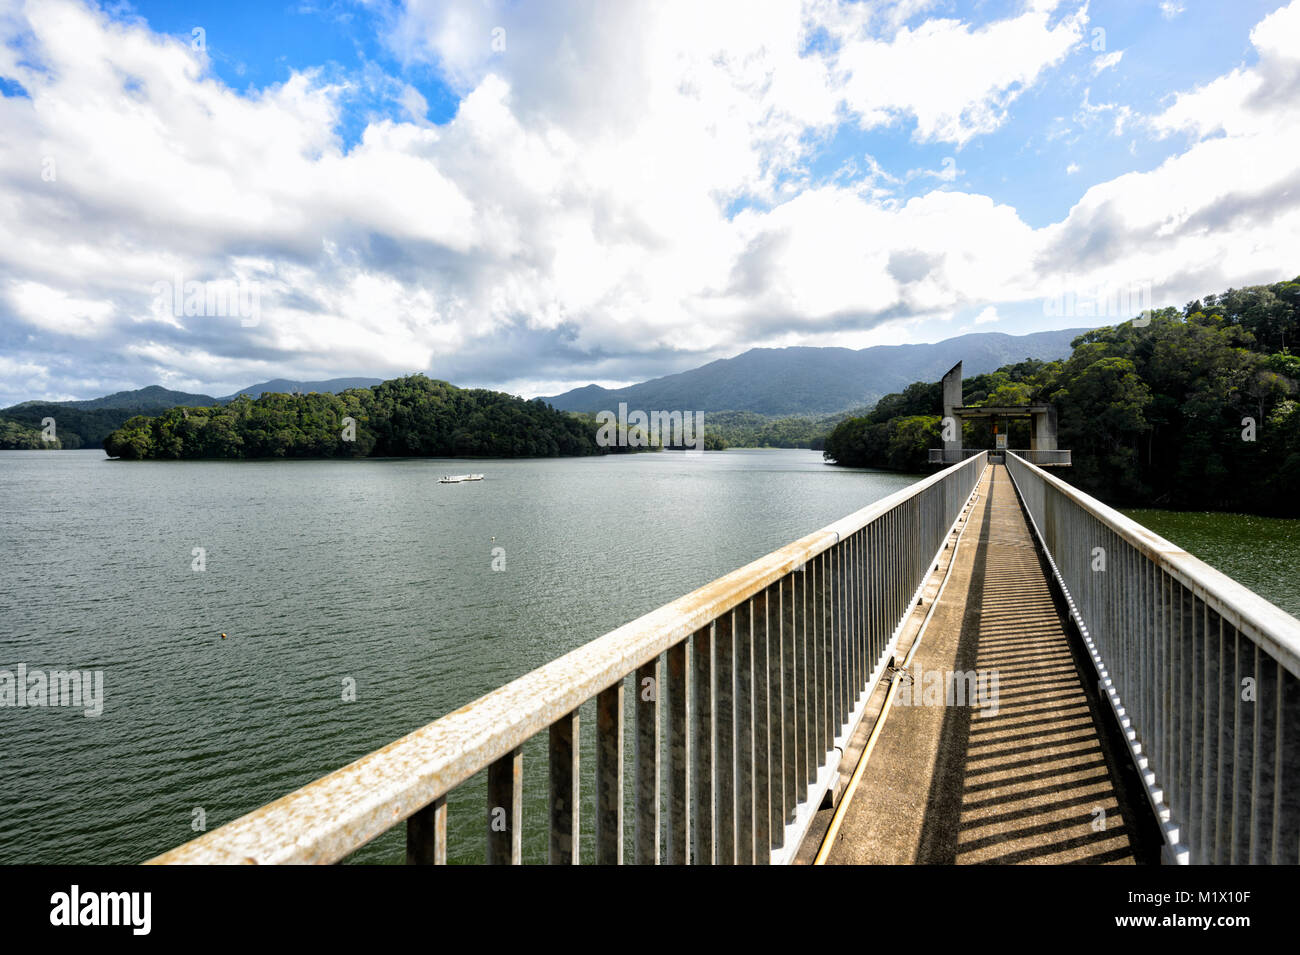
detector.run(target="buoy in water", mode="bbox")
[221,633,227,640]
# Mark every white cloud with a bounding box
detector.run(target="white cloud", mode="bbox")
[1036,2,1300,318]
[1152,1,1300,140]
[0,0,1298,405]
[830,2,1089,145]
[974,306,1000,324]
[1066,162,1080,174]
[1092,50,1124,75]
[7,281,115,337]
[0,0,1091,401]
[1159,1,1186,20]
[1075,87,1135,135]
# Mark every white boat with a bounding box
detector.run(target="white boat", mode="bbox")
[439,473,484,483]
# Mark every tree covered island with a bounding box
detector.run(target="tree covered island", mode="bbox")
[103,375,609,460]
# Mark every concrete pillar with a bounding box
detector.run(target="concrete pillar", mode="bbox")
[1032,407,1058,452]
[941,361,962,455]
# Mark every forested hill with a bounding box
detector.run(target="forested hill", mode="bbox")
[0,380,392,450]
[823,277,1300,517]
[102,376,602,460]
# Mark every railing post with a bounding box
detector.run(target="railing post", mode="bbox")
[549,710,580,864]
[1231,635,1256,863]
[405,795,446,865]
[1250,656,1279,863]
[807,553,820,766]
[691,624,714,864]
[595,681,625,864]
[823,549,835,750]
[853,531,865,701]
[714,610,736,864]
[666,641,690,864]
[734,600,756,864]
[1274,668,1300,864]
[753,589,772,863]
[487,748,522,865]
[869,519,881,675]
[634,658,660,865]
[781,573,799,827]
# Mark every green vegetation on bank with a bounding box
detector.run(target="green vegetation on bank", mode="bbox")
[103,376,604,460]
[0,405,135,449]
[96,376,824,459]
[2,386,218,449]
[824,277,1300,516]
[696,409,856,450]
[0,417,61,449]
[818,360,1051,472]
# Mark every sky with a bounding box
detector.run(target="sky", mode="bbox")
[1,0,1298,404]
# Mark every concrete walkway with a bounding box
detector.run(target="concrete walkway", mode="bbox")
[819,464,1159,864]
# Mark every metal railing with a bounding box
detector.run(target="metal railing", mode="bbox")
[1007,449,1071,466]
[148,453,987,865]
[929,448,1071,466]
[1005,452,1300,864]
[927,448,986,464]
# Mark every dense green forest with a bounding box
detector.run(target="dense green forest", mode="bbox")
[0,417,61,449]
[700,409,857,449]
[0,405,137,449]
[1,386,218,449]
[5,397,828,453]
[103,376,606,460]
[824,277,1300,516]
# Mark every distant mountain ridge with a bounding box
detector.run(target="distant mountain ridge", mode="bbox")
[543,329,1090,416]
[5,384,217,412]
[0,378,383,449]
[219,377,383,401]
[4,377,383,414]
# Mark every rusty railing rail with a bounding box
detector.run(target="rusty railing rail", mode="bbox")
[927,448,986,464]
[149,453,987,865]
[1005,452,1300,864]
[1007,448,1071,466]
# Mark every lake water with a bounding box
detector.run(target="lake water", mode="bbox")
[0,448,923,864]
[1122,509,1300,619]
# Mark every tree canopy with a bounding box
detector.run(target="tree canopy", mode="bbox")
[0,417,60,449]
[824,276,1300,515]
[103,376,607,461]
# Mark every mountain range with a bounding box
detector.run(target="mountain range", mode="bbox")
[542,329,1088,416]
[42,377,386,410]
[2,329,1089,449]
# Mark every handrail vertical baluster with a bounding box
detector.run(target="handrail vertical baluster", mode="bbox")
[666,641,690,864]
[487,748,522,865]
[782,572,798,827]
[634,659,660,865]
[714,610,736,864]
[595,681,625,864]
[754,589,772,863]
[1250,655,1278,863]
[820,549,834,753]
[735,600,755,864]
[549,710,580,864]
[691,624,714,864]
[405,795,446,865]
